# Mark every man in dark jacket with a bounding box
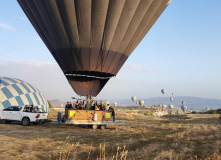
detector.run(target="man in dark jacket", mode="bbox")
[108,106,115,122]
[65,102,69,120]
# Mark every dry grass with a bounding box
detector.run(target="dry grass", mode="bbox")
[0,108,221,159]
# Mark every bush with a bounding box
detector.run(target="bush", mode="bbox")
[217,109,221,114]
[47,100,52,109]
[207,110,217,114]
[144,112,153,116]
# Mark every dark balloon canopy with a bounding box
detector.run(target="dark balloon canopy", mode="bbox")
[17,0,171,97]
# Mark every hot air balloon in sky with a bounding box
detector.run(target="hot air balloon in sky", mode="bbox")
[114,102,117,107]
[182,101,185,105]
[161,89,166,95]
[18,0,171,98]
[181,105,187,112]
[162,105,167,108]
[139,100,144,107]
[170,97,173,102]
[169,104,174,109]
[131,96,136,102]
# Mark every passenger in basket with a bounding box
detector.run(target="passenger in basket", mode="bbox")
[108,106,115,122]
[99,105,104,110]
[105,104,110,110]
[79,101,84,110]
[91,101,96,110]
[85,101,91,110]
[75,101,79,109]
[95,104,99,110]
[90,101,94,109]
[68,102,73,110]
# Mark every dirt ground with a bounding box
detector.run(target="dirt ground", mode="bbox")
[0,109,221,160]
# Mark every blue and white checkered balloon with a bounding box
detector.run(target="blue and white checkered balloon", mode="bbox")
[0,77,49,112]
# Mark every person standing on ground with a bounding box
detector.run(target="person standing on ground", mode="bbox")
[65,102,69,121]
[108,106,115,122]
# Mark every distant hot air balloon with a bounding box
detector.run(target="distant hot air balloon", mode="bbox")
[131,96,136,102]
[139,100,144,107]
[172,93,173,95]
[206,107,210,111]
[136,101,139,105]
[169,104,174,109]
[114,102,117,107]
[181,105,187,112]
[182,101,185,105]
[161,89,166,95]
[162,105,167,108]
[170,97,173,102]
[18,0,171,97]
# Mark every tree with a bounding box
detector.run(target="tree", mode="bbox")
[47,100,52,109]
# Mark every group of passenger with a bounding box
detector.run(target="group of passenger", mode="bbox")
[65,101,111,111]
[64,100,115,122]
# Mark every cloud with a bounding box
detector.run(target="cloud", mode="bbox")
[0,58,75,101]
[0,58,54,66]
[122,63,165,73]
[0,58,155,101]
[0,23,15,31]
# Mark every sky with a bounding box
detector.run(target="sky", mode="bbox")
[0,0,221,101]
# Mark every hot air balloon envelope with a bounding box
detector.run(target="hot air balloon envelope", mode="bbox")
[139,100,144,107]
[0,77,49,112]
[17,0,171,97]
[161,89,166,95]
[162,105,167,108]
[131,96,136,102]
[181,105,187,112]
[168,104,174,109]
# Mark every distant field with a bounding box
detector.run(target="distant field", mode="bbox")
[0,109,220,160]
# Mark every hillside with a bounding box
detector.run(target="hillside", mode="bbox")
[110,97,221,111]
